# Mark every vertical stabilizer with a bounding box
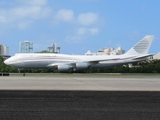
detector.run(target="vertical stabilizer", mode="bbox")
[125,35,154,55]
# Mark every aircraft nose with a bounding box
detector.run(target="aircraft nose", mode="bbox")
[4,59,9,65]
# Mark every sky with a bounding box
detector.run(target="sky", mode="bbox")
[0,0,160,56]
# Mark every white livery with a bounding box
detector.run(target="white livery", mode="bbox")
[4,35,154,72]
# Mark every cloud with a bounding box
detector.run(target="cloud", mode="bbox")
[78,12,98,26]
[55,9,74,22]
[0,0,50,30]
[0,0,102,45]
[89,28,99,35]
[65,27,99,43]
[76,27,99,35]
[76,28,87,35]
[12,6,41,19]
[61,11,100,43]
[65,35,83,43]
[12,5,50,19]
[18,21,32,29]
[53,10,101,43]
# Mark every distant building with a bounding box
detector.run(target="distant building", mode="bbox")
[153,52,160,59]
[85,47,125,56]
[19,41,33,53]
[56,47,60,53]
[0,44,10,59]
[48,43,60,53]
[0,45,9,55]
[85,50,97,56]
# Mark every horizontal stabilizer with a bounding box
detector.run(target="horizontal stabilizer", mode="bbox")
[132,54,154,60]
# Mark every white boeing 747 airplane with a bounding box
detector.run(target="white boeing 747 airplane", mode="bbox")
[4,35,154,72]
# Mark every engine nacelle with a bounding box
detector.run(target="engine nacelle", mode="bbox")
[57,65,70,72]
[76,62,90,70]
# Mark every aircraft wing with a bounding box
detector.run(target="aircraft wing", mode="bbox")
[86,58,121,62]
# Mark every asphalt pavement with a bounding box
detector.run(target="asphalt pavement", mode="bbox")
[0,90,160,120]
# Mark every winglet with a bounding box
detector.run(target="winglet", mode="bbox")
[125,35,154,55]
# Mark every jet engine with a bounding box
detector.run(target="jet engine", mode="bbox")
[76,62,90,70]
[57,65,70,72]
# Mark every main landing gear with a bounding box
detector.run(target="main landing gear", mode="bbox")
[18,68,25,76]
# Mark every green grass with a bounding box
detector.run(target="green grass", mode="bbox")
[8,73,160,77]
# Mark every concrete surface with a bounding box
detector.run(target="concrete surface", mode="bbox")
[0,74,160,91]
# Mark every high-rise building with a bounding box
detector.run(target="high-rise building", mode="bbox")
[19,41,33,53]
[0,44,10,59]
[0,45,9,55]
[48,43,60,53]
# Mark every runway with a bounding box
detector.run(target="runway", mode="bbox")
[0,74,160,119]
[0,74,160,91]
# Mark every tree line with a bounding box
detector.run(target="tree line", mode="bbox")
[86,60,160,73]
[0,56,160,73]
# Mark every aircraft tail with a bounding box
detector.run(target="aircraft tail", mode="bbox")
[125,35,154,55]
